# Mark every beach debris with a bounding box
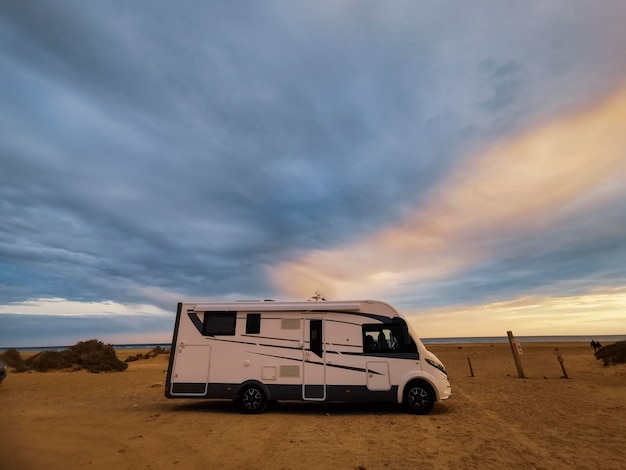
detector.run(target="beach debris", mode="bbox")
[594,341,626,365]
[0,359,6,383]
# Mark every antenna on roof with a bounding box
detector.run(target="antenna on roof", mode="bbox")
[311,291,326,301]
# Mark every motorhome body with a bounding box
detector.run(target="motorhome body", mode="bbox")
[165,299,451,414]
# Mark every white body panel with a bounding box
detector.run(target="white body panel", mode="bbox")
[165,300,451,410]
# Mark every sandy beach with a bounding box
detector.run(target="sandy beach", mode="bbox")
[1,342,624,470]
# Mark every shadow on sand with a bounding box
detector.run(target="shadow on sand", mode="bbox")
[167,399,450,416]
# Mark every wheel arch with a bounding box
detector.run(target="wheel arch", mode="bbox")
[398,375,439,404]
[235,380,272,400]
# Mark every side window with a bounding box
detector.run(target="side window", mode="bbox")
[363,324,416,353]
[246,313,261,334]
[203,311,237,336]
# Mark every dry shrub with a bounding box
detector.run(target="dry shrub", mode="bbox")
[16,351,69,372]
[125,346,170,363]
[595,341,626,365]
[125,353,145,363]
[65,339,128,373]
[14,339,127,373]
[150,346,170,356]
[1,348,23,367]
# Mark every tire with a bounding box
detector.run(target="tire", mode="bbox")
[238,385,268,414]
[404,381,435,415]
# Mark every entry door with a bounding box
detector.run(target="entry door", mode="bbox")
[302,319,326,400]
[170,342,211,396]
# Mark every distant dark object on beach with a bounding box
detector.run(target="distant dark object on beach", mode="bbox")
[594,341,626,365]
[125,346,170,363]
[11,339,128,373]
[0,359,6,383]
[590,340,603,352]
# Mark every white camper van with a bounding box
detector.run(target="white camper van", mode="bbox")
[165,299,451,414]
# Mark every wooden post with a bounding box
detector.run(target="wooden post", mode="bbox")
[507,331,526,378]
[558,357,569,379]
[554,348,569,379]
[467,357,475,377]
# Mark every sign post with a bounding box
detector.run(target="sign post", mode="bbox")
[507,331,526,378]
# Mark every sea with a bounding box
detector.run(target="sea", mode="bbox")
[3,334,625,352]
[421,334,626,345]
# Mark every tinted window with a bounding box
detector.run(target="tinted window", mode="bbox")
[203,311,236,336]
[310,320,323,358]
[246,313,261,334]
[362,323,417,354]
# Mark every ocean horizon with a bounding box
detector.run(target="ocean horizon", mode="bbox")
[3,333,625,352]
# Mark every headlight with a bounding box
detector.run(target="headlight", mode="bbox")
[425,358,448,376]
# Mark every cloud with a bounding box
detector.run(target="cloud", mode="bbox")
[0,298,174,348]
[0,298,170,317]
[270,86,626,301]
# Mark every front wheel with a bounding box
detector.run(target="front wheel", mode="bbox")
[404,381,435,415]
[238,385,268,414]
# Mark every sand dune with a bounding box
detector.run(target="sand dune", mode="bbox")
[0,342,624,469]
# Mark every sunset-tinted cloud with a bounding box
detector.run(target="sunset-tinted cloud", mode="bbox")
[271,87,626,301]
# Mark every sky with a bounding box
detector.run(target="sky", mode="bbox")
[1,1,626,347]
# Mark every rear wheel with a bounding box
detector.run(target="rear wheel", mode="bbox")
[404,381,435,415]
[238,385,268,414]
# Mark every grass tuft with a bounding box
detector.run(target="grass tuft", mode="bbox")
[124,346,170,363]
